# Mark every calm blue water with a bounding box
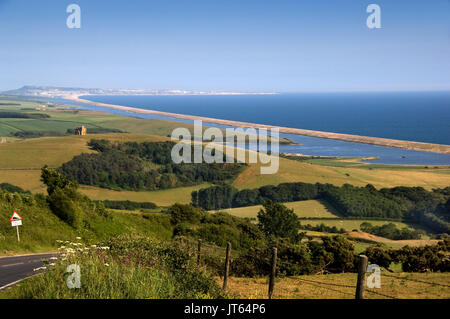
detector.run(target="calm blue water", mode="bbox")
[85,92,450,145]
[50,94,450,165]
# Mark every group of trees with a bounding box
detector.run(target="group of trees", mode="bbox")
[167,201,449,276]
[300,223,346,234]
[167,201,357,275]
[192,183,450,234]
[59,139,245,191]
[41,167,110,228]
[0,111,50,119]
[360,222,422,240]
[0,183,30,194]
[364,239,450,272]
[100,200,158,211]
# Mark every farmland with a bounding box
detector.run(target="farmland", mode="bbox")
[212,199,339,219]
[223,271,450,299]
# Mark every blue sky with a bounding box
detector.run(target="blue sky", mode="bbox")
[0,0,449,92]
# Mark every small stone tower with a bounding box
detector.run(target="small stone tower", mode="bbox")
[74,125,87,136]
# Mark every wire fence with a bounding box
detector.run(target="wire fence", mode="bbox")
[174,237,448,299]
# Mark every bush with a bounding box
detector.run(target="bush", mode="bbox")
[47,188,83,228]
[257,201,301,242]
[168,203,205,225]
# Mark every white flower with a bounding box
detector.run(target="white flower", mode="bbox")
[49,257,58,260]
[100,246,110,250]
[33,266,47,272]
[90,245,97,248]
[49,263,56,266]
[104,263,109,267]
[76,237,81,240]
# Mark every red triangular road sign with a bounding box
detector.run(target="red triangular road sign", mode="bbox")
[10,211,22,221]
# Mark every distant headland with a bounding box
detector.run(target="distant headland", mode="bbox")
[1,85,277,98]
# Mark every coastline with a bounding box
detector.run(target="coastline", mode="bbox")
[67,95,450,155]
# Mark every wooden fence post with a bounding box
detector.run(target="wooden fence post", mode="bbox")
[197,239,202,266]
[355,255,368,299]
[268,247,277,299]
[223,242,231,290]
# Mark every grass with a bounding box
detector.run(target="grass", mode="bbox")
[79,183,212,206]
[222,271,450,299]
[0,193,173,256]
[233,157,450,191]
[0,237,225,299]
[212,199,339,219]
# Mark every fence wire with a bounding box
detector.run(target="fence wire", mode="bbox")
[174,238,446,299]
[297,278,355,297]
[381,271,450,288]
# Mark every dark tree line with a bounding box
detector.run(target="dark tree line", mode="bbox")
[99,200,158,211]
[0,111,50,119]
[192,183,450,234]
[360,222,421,240]
[364,239,450,272]
[59,139,245,191]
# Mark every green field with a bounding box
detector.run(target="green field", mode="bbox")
[212,199,339,219]
[233,157,450,191]
[79,183,212,206]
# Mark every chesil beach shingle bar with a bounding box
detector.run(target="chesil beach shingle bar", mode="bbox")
[67,95,450,155]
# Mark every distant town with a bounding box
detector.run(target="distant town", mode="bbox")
[2,85,277,98]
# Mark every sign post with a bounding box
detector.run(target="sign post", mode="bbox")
[10,211,23,242]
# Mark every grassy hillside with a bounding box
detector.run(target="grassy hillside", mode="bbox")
[0,191,173,256]
[233,157,450,190]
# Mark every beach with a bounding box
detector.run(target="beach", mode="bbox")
[67,95,450,155]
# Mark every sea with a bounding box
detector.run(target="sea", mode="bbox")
[54,92,450,165]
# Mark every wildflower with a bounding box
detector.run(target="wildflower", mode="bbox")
[49,257,58,260]
[49,263,56,266]
[104,263,110,267]
[90,245,97,248]
[33,266,47,272]
[100,246,110,250]
[76,237,81,240]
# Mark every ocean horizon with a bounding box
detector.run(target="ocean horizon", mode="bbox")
[85,92,450,146]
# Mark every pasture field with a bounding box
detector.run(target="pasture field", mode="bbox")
[79,184,212,206]
[233,157,450,190]
[222,272,450,299]
[212,199,339,219]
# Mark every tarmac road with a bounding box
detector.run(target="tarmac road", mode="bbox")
[0,253,57,290]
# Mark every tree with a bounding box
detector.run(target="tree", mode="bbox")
[168,203,205,225]
[257,201,301,242]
